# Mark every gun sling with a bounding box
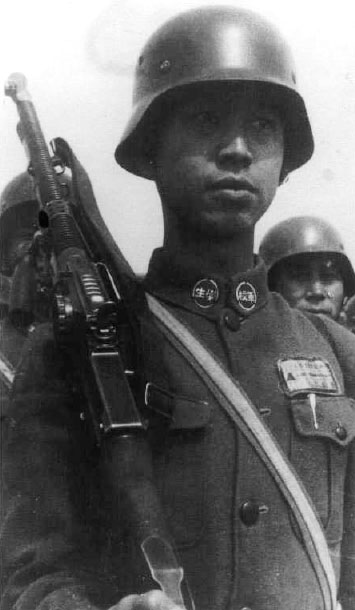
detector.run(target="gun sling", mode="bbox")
[146,293,339,610]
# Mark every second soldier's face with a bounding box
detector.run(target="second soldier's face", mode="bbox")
[274,254,345,320]
[154,85,284,238]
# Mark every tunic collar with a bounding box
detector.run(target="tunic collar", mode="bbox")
[143,247,269,320]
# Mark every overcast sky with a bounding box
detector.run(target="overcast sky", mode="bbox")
[1,0,355,273]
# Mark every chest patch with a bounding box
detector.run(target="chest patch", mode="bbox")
[278,357,340,397]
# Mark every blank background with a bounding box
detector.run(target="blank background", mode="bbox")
[1,0,354,274]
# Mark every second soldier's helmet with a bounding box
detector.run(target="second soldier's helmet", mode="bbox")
[259,215,355,297]
[0,172,39,276]
[115,6,314,179]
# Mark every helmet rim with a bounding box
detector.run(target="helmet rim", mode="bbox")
[115,79,313,179]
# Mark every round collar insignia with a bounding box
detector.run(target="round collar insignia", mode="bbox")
[235,281,257,312]
[192,278,219,309]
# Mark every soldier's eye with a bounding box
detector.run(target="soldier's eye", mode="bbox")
[246,108,282,140]
[319,261,342,282]
[250,116,278,133]
[320,270,342,283]
[193,110,220,131]
[291,270,310,282]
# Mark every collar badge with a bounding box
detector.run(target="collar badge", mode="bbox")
[192,278,219,309]
[235,281,257,312]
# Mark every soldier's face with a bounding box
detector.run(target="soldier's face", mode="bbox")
[154,85,284,238]
[274,254,345,320]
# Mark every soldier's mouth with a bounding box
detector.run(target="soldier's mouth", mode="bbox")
[304,306,332,316]
[209,176,256,193]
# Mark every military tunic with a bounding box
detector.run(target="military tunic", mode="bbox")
[1,252,355,610]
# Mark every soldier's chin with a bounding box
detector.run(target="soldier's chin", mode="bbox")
[199,209,257,236]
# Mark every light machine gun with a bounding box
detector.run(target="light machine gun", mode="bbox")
[5,73,193,610]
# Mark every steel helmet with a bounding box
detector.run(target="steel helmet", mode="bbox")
[0,172,37,216]
[0,173,39,274]
[115,5,314,179]
[259,216,355,296]
[0,171,71,275]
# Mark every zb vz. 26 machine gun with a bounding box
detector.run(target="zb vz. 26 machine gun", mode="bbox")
[5,72,194,610]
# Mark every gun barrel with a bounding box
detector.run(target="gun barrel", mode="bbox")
[5,73,62,205]
[5,73,111,325]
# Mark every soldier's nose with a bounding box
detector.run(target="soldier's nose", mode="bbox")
[217,134,252,169]
[306,281,327,300]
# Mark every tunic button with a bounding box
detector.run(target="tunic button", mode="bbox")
[223,308,241,331]
[240,500,268,526]
[335,424,347,440]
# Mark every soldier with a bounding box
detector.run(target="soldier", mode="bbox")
[0,172,39,530]
[0,170,71,524]
[259,215,355,321]
[2,6,355,610]
[0,171,42,401]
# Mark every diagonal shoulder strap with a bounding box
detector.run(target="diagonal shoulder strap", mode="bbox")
[146,293,338,610]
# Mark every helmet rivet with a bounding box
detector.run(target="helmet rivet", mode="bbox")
[159,59,171,73]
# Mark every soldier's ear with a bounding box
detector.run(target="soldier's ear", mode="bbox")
[146,158,157,180]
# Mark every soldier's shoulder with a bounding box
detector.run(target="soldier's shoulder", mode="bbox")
[313,315,355,351]
[306,314,355,397]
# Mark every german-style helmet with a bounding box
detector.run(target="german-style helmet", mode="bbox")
[115,6,314,179]
[0,173,39,237]
[0,171,71,275]
[259,216,355,296]
[0,173,39,275]
[0,172,37,217]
